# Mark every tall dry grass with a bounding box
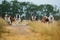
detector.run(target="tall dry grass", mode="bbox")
[1,20,60,40]
[0,17,9,40]
[28,21,60,40]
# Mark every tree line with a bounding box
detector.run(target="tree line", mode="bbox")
[0,0,60,20]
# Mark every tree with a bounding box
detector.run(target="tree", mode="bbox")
[0,0,10,18]
[10,0,20,17]
[38,4,59,17]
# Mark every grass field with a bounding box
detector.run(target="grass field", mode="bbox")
[0,19,60,40]
[28,21,60,40]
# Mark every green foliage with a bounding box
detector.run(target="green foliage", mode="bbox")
[0,0,59,20]
[0,0,10,17]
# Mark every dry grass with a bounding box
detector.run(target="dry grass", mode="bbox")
[0,17,9,39]
[28,21,60,40]
[0,17,8,27]
[0,17,8,32]
[1,20,60,40]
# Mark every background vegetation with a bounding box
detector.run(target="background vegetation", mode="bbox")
[0,0,60,20]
